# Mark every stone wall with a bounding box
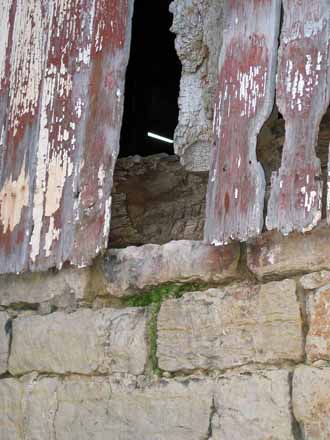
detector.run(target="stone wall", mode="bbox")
[3,226,330,438]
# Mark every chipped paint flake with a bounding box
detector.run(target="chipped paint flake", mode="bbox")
[0,160,29,233]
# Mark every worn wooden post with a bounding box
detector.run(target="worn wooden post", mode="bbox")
[266,0,330,234]
[204,0,281,245]
[0,0,133,273]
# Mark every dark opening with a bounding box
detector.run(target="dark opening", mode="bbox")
[119,0,181,157]
[316,105,330,219]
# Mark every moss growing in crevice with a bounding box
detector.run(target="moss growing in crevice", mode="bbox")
[123,281,209,308]
[148,301,162,376]
[123,282,209,375]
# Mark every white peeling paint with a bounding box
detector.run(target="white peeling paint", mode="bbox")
[0,1,11,88]
[304,190,317,212]
[211,239,223,247]
[8,0,45,136]
[0,159,29,233]
[44,217,60,257]
[103,196,112,240]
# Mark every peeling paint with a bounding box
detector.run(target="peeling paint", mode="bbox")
[266,0,330,235]
[0,160,29,234]
[0,0,133,273]
[205,0,281,245]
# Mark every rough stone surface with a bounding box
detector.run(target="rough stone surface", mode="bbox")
[9,308,147,376]
[170,0,224,171]
[103,240,240,297]
[0,379,23,440]
[212,370,294,440]
[110,154,208,247]
[55,377,212,440]
[306,285,330,363]
[293,365,330,439]
[0,372,296,440]
[0,376,212,440]
[247,225,330,279]
[158,279,303,372]
[0,311,10,374]
[300,271,330,290]
[0,267,91,307]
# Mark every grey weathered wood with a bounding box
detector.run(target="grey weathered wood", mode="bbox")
[204,0,281,245]
[266,0,330,234]
[0,0,133,273]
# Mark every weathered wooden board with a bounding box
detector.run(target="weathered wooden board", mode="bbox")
[204,0,281,245]
[266,0,330,234]
[0,0,133,273]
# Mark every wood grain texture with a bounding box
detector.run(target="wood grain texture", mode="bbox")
[0,0,133,273]
[204,0,281,245]
[267,0,330,234]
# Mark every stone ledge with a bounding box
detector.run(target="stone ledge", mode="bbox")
[0,311,10,374]
[0,267,92,307]
[8,308,148,376]
[247,224,330,280]
[102,240,240,298]
[293,365,330,439]
[0,370,294,440]
[157,279,303,372]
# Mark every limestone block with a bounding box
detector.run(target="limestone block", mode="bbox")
[0,267,91,307]
[54,377,212,440]
[0,379,24,440]
[293,365,330,439]
[103,240,239,297]
[306,285,330,363]
[212,370,294,440]
[300,271,330,290]
[0,311,10,374]
[247,225,330,279]
[9,308,147,376]
[158,279,303,372]
[23,377,59,440]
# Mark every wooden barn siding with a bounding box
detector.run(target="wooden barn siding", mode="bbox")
[205,0,330,244]
[0,0,134,273]
[267,0,330,234]
[204,0,281,244]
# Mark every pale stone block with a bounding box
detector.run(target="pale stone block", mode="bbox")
[54,377,212,440]
[0,379,24,440]
[0,267,91,307]
[306,285,330,363]
[158,279,303,372]
[103,240,240,297]
[212,370,294,440]
[0,311,10,374]
[293,365,330,440]
[300,271,330,290]
[247,226,330,279]
[9,308,147,376]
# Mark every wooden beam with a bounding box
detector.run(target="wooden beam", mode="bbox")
[204,0,281,245]
[267,0,330,234]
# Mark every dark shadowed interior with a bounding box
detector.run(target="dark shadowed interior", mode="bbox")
[119,0,181,157]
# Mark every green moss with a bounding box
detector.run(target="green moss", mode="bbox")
[148,301,162,375]
[123,281,209,375]
[123,281,207,308]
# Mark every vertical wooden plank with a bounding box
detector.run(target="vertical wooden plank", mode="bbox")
[204,0,281,245]
[0,0,133,273]
[266,0,330,234]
